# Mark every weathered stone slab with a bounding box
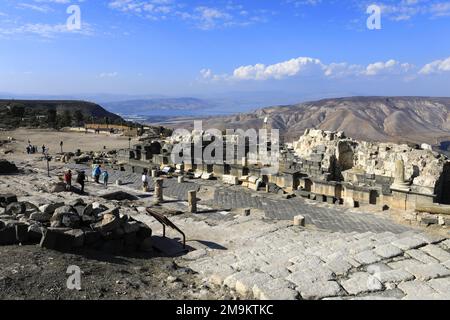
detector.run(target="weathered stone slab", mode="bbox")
[375,269,414,284]
[414,233,447,245]
[440,239,450,250]
[296,280,343,300]
[388,258,424,271]
[259,288,299,300]
[286,266,334,286]
[406,249,439,264]
[374,244,404,259]
[420,245,450,262]
[325,258,353,276]
[397,280,437,297]
[253,278,294,300]
[428,277,450,294]
[405,263,450,281]
[223,271,253,290]
[235,273,273,297]
[354,250,382,265]
[391,236,427,251]
[341,272,383,295]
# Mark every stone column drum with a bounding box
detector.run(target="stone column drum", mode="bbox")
[188,190,197,213]
[154,178,164,203]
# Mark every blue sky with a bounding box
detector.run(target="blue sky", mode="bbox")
[0,0,450,101]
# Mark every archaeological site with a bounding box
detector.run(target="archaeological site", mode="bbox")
[2,123,450,302]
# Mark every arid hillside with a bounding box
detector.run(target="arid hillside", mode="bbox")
[198,97,450,146]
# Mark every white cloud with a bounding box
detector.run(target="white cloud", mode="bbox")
[18,3,54,13]
[99,72,118,78]
[108,0,269,29]
[231,57,324,80]
[419,56,450,74]
[364,59,413,76]
[202,56,418,81]
[0,22,93,38]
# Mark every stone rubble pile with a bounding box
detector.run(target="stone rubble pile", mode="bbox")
[54,150,117,165]
[0,159,18,174]
[0,193,153,254]
[293,129,449,190]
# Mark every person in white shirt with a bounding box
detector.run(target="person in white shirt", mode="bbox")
[142,169,149,191]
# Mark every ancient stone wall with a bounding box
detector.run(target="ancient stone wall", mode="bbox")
[293,129,450,197]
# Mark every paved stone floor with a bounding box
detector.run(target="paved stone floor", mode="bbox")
[72,165,411,234]
[68,165,450,300]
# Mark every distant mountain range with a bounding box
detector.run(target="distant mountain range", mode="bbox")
[165,96,450,146]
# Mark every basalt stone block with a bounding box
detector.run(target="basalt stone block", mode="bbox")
[123,221,140,234]
[15,223,29,243]
[124,232,137,247]
[5,202,26,215]
[91,214,121,233]
[29,212,51,223]
[0,226,17,245]
[28,224,45,242]
[40,228,73,251]
[84,230,101,245]
[0,194,17,207]
[137,224,152,241]
[64,229,85,248]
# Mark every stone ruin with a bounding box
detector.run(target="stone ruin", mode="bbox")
[0,194,153,254]
[0,159,18,174]
[293,129,450,210]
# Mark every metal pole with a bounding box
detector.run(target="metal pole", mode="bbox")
[46,156,50,177]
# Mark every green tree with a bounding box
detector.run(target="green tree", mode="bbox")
[73,110,84,126]
[47,109,57,128]
[10,105,25,119]
[61,110,73,127]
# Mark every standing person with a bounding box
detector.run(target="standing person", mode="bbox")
[26,145,30,154]
[101,170,109,189]
[64,170,72,191]
[42,145,46,154]
[142,169,149,191]
[94,165,102,183]
[76,171,86,193]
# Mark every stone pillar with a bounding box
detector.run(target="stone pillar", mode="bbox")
[178,176,184,184]
[151,169,158,178]
[265,184,270,193]
[293,215,305,227]
[188,190,197,213]
[154,178,163,203]
[392,159,410,191]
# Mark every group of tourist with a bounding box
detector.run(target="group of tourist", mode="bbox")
[62,165,109,194]
[63,169,86,193]
[25,141,48,155]
[92,164,109,188]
